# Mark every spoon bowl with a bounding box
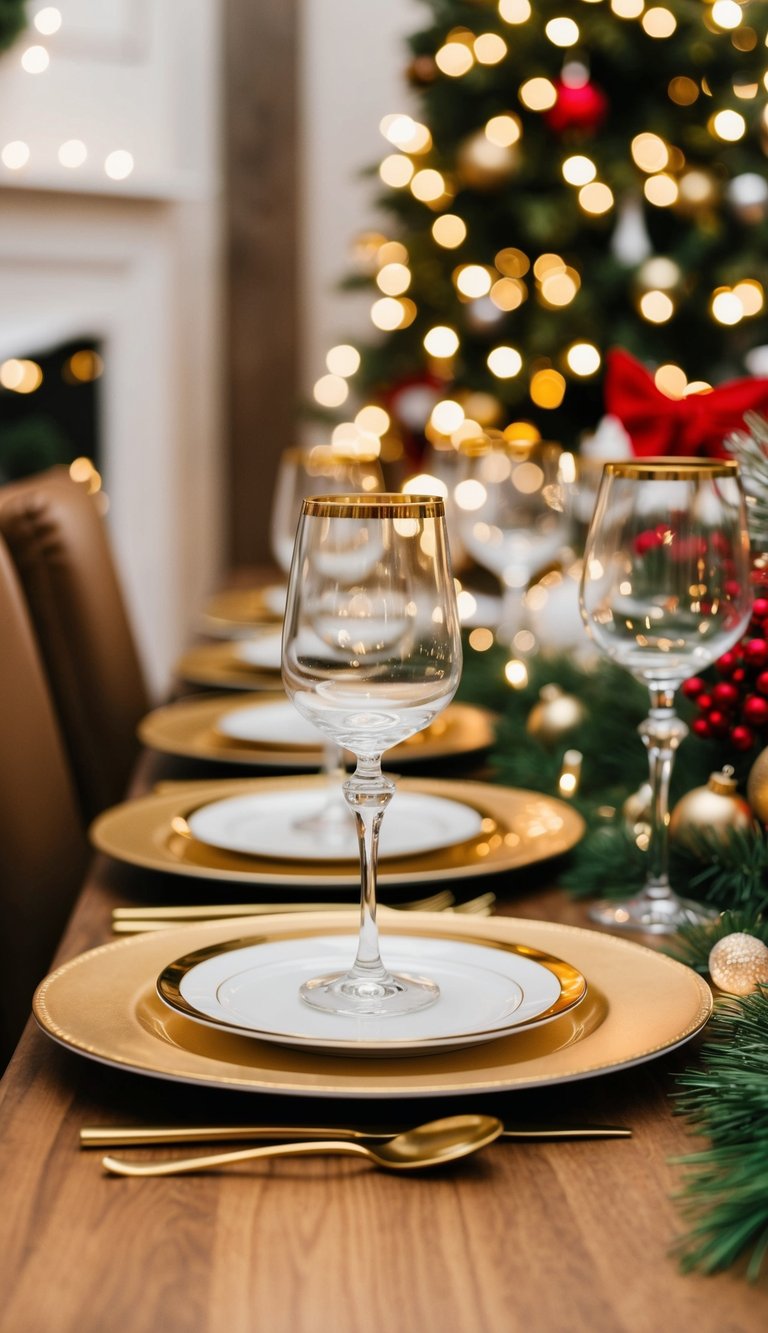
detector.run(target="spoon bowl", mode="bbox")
[101,1114,503,1178]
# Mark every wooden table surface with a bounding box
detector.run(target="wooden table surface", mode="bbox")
[0,751,764,1332]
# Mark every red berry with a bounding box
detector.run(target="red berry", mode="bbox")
[752,598,768,620]
[712,681,739,708]
[730,724,755,751]
[743,695,768,727]
[696,694,713,712]
[725,579,744,599]
[716,652,738,676]
[634,530,659,555]
[692,718,711,739]
[682,676,706,700]
[757,671,768,696]
[733,668,746,684]
[744,638,768,667]
[707,710,729,735]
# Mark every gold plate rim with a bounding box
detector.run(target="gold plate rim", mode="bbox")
[33,911,713,1098]
[138,695,496,769]
[176,642,282,692]
[89,775,586,887]
[200,587,284,633]
[156,927,587,1052]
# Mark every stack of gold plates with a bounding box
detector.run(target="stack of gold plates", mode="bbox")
[139,695,496,770]
[90,775,585,889]
[34,910,712,1097]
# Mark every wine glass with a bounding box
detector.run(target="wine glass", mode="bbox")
[270,444,384,842]
[579,458,752,933]
[282,493,462,1015]
[454,438,572,647]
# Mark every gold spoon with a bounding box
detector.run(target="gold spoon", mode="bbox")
[101,1114,503,1178]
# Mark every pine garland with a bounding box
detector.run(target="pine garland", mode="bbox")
[672,987,768,1280]
[458,644,765,913]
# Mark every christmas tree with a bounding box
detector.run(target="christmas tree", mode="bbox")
[321,0,768,455]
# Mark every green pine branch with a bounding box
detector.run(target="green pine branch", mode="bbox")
[672,988,768,1280]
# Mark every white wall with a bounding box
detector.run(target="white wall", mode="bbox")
[0,1,223,695]
[299,0,419,396]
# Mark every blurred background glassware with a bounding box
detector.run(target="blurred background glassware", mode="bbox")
[579,458,752,933]
[453,437,573,648]
[282,493,462,1016]
[270,443,384,576]
[269,442,385,843]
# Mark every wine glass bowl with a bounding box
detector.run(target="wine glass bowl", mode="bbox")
[282,494,462,1015]
[580,458,752,932]
[270,445,384,576]
[454,439,572,644]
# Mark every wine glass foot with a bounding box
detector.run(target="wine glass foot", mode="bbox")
[588,892,719,935]
[300,969,440,1016]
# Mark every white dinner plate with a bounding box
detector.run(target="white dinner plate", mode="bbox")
[186,789,484,862]
[262,583,287,616]
[234,632,283,672]
[217,700,323,747]
[157,931,585,1056]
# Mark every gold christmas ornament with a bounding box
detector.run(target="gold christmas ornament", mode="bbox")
[621,781,652,846]
[457,131,518,189]
[708,932,768,996]
[746,745,768,824]
[669,766,754,853]
[525,684,586,748]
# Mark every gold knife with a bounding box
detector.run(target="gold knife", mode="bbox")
[81,1122,631,1147]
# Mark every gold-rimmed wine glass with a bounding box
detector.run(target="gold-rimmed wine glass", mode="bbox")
[281,494,462,1015]
[579,458,752,933]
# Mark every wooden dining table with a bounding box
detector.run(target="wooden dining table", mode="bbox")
[0,743,764,1332]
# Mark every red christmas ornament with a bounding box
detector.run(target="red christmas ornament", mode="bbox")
[744,696,768,727]
[712,681,740,709]
[731,725,755,751]
[757,671,768,696]
[751,597,768,620]
[544,78,608,137]
[744,638,768,667]
[682,676,706,700]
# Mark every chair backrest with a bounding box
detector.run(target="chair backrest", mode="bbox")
[0,534,88,1067]
[0,468,150,821]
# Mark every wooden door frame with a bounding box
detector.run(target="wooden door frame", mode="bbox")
[224,0,299,564]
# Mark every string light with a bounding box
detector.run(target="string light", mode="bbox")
[104,150,134,180]
[355,405,390,436]
[313,374,349,407]
[562,155,596,186]
[377,263,411,295]
[545,18,580,48]
[631,133,668,172]
[642,8,677,38]
[498,0,531,24]
[455,265,493,298]
[424,326,459,357]
[530,368,566,409]
[711,110,746,141]
[1,141,30,169]
[410,168,447,203]
[640,290,675,322]
[325,345,360,377]
[611,0,644,17]
[566,343,601,376]
[496,248,530,277]
[430,400,465,434]
[432,214,467,248]
[644,173,679,206]
[34,7,62,35]
[21,45,49,73]
[474,34,507,64]
[0,359,43,393]
[711,1,743,30]
[379,154,414,188]
[655,363,688,398]
[711,290,744,325]
[435,42,474,77]
[58,139,87,168]
[485,114,521,148]
[487,346,523,378]
[519,78,557,111]
[578,182,614,214]
[733,280,764,316]
[490,277,526,310]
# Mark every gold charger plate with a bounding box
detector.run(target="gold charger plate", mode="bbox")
[89,775,585,888]
[200,587,283,635]
[175,641,281,692]
[138,695,496,770]
[33,910,713,1098]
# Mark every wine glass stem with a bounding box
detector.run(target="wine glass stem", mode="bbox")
[639,688,689,898]
[343,761,396,982]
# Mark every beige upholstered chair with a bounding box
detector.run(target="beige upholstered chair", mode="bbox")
[0,468,150,821]
[0,534,88,1066]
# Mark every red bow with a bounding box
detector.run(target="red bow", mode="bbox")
[604,348,768,458]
